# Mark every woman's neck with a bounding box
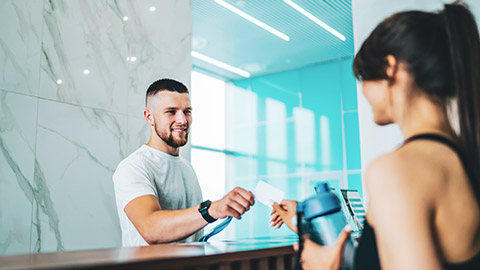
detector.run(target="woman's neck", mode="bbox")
[396,96,456,140]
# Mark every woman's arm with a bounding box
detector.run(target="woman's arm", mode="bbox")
[270,200,298,233]
[365,154,442,269]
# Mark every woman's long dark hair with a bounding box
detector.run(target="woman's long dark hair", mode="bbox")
[353,1,480,202]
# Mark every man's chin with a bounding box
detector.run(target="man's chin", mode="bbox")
[175,140,187,147]
[173,132,187,139]
[171,137,188,147]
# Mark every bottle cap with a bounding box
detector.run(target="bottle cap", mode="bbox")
[302,183,341,220]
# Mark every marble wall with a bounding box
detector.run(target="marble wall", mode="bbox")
[0,0,192,255]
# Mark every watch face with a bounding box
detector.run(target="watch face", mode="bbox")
[200,200,211,211]
[199,200,216,223]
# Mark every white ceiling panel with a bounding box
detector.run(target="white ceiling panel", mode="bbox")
[193,0,354,80]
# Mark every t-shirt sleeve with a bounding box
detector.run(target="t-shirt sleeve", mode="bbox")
[112,159,156,211]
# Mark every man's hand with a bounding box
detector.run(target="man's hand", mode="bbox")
[271,200,298,233]
[209,187,255,219]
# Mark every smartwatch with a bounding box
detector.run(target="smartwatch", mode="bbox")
[198,200,217,223]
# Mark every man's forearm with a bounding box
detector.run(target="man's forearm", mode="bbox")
[140,205,208,244]
[127,187,255,244]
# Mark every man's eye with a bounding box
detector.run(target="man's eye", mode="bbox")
[166,110,175,114]
[185,110,192,114]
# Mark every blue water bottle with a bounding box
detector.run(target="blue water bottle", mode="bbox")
[296,182,355,269]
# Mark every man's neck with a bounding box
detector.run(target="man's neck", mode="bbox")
[146,138,180,156]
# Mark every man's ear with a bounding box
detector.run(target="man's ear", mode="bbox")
[144,110,154,126]
[385,55,398,84]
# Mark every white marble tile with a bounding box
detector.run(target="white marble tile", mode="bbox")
[0,90,38,255]
[2,0,192,254]
[122,0,193,118]
[39,0,192,116]
[31,99,126,252]
[126,116,150,155]
[39,0,130,114]
[0,0,44,96]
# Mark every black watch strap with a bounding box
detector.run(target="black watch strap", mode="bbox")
[199,200,217,223]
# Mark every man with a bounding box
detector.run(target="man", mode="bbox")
[112,79,255,246]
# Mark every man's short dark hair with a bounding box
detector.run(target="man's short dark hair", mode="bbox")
[146,78,189,107]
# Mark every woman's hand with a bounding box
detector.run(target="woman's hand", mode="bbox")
[294,228,352,270]
[270,200,298,233]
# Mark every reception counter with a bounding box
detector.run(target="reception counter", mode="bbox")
[0,236,297,270]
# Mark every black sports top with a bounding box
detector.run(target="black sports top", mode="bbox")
[353,133,480,269]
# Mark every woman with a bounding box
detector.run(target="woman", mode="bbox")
[271,2,480,269]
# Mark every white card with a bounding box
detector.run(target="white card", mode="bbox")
[253,180,285,208]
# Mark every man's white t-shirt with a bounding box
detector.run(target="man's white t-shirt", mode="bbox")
[112,145,203,247]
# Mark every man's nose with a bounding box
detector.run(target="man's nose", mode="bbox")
[175,112,186,124]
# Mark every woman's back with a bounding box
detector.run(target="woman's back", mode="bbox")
[361,133,480,268]
[395,136,480,262]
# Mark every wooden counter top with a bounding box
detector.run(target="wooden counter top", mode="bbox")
[0,236,298,270]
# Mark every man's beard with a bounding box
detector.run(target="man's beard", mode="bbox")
[155,122,188,148]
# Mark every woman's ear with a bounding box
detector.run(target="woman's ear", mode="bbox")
[385,55,398,84]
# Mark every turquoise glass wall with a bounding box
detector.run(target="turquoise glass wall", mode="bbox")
[226,57,362,239]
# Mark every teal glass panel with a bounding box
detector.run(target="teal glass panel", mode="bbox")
[233,155,258,178]
[256,123,267,175]
[339,58,358,111]
[232,79,250,90]
[249,70,300,118]
[230,126,257,155]
[255,121,302,174]
[266,161,288,177]
[286,119,299,173]
[257,69,301,95]
[347,173,364,201]
[344,112,361,170]
[232,206,254,239]
[300,62,343,171]
[256,95,267,122]
[285,177,302,202]
[227,86,258,129]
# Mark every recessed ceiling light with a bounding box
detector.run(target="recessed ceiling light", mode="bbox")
[192,37,208,50]
[215,0,290,41]
[191,51,251,78]
[235,0,246,8]
[149,6,156,12]
[284,0,345,41]
[56,79,63,85]
[242,63,266,73]
[83,69,90,75]
[122,16,128,21]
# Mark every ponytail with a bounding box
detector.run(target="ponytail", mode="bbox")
[443,1,480,201]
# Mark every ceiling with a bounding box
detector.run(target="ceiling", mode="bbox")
[192,0,354,81]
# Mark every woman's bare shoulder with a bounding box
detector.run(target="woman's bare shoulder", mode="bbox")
[365,143,448,206]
